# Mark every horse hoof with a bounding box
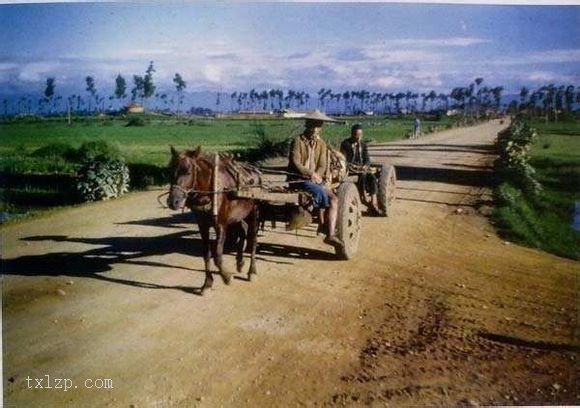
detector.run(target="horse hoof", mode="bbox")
[221,272,232,285]
[236,261,245,273]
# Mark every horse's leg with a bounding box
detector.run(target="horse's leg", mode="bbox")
[247,206,259,281]
[214,224,232,285]
[236,220,248,273]
[198,217,213,294]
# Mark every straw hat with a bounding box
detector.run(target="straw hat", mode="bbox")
[301,109,341,123]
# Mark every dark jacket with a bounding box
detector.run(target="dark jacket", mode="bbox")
[340,138,370,166]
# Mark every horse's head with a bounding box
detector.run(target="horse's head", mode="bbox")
[167,145,213,211]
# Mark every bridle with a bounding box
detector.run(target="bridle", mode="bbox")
[169,159,200,197]
[168,153,238,217]
[169,158,207,212]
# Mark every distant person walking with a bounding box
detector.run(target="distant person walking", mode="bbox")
[412,116,421,139]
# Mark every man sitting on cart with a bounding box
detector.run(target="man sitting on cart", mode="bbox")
[287,110,343,248]
[340,124,380,215]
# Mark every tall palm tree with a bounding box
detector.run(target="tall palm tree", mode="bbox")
[230,92,237,112]
[491,86,504,113]
[564,85,575,112]
[519,86,529,113]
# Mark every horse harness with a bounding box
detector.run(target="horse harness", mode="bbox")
[170,153,261,217]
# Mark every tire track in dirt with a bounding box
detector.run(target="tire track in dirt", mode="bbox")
[327,120,579,406]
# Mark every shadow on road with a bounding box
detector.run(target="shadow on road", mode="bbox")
[3,214,336,295]
[4,230,208,295]
[369,143,495,154]
[394,165,495,187]
[116,211,196,229]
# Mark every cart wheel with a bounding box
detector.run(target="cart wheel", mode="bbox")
[377,165,396,217]
[335,182,362,260]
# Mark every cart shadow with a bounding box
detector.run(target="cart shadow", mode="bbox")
[4,228,335,295]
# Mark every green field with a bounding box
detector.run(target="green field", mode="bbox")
[1,114,455,220]
[493,118,580,260]
[0,115,447,170]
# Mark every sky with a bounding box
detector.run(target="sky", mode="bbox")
[0,2,579,99]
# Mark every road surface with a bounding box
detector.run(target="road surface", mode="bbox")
[3,120,578,407]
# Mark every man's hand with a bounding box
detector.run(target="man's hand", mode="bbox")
[311,173,323,184]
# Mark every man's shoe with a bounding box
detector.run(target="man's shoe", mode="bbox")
[324,235,344,248]
[370,205,385,217]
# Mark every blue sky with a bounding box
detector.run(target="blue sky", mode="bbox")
[0,3,579,97]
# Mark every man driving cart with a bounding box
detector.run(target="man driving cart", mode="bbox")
[340,124,382,215]
[287,110,344,249]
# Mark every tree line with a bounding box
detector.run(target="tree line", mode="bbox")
[2,61,188,117]
[2,64,579,120]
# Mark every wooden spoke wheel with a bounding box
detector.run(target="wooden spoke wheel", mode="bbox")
[335,182,362,260]
[377,165,397,217]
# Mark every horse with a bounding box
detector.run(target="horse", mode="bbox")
[167,146,260,294]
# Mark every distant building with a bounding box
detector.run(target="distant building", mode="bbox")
[127,102,144,113]
[280,109,306,119]
[238,110,274,116]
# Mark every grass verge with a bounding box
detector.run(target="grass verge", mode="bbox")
[492,118,579,260]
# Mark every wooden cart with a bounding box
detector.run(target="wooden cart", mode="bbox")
[231,167,362,260]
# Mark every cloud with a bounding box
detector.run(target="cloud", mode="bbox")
[386,37,489,47]
[375,76,405,89]
[507,49,580,65]
[287,52,311,60]
[207,53,240,61]
[527,71,558,82]
[361,47,442,62]
[17,61,66,82]
[1,38,578,98]
[202,64,223,83]
[526,70,578,84]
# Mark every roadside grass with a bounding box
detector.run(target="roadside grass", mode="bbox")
[492,119,580,260]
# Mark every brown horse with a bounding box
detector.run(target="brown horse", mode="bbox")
[167,146,260,294]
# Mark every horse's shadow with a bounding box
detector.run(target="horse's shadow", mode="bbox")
[4,231,209,295]
[3,215,336,295]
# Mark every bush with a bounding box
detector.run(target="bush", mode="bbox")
[126,116,146,127]
[128,163,168,190]
[75,157,130,202]
[494,182,521,207]
[496,120,541,196]
[188,119,212,127]
[31,143,77,160]
[76,141,122,162]
[239,122,291,162]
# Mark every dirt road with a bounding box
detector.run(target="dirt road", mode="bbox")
[3,120,578,407]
